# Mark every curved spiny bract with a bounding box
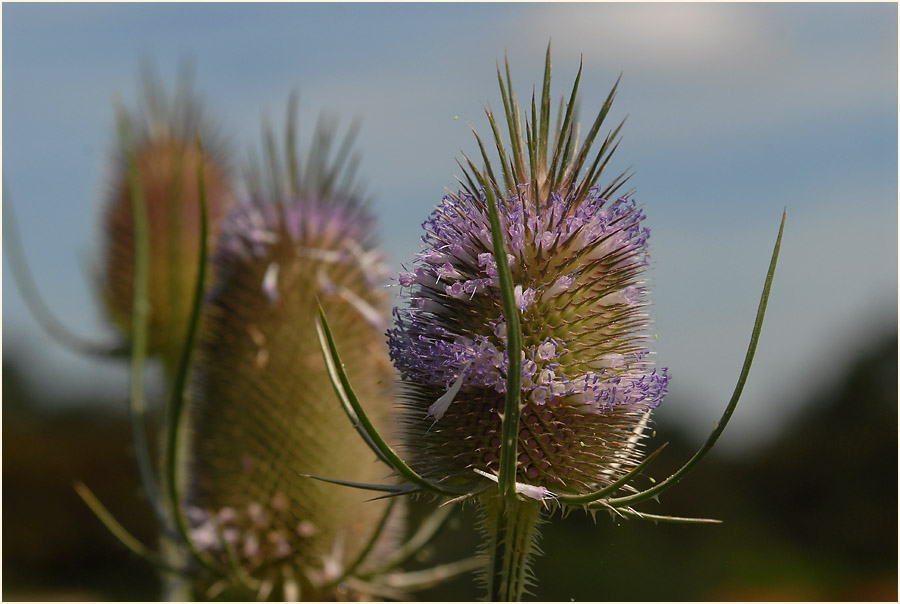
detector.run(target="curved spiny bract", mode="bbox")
[100,71,235,371]
[184,140,397,599]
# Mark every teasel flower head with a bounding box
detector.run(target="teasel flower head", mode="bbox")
[317,48,783,602]
[100,67,235,369]
[387,55,668,498]
[182,96,400,600]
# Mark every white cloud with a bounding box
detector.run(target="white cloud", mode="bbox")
[519,3,768,77]
[516,3,895,146]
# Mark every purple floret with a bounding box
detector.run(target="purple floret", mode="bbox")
[387,185,668,419]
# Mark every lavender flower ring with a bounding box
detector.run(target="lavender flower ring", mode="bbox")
[388,187,668,495]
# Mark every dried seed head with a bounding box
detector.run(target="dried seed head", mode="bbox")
[100,70,235,367]
[388,55,668,497]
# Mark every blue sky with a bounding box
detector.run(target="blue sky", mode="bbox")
[3,3,897,452]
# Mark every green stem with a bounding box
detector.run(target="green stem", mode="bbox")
[2,192,127,357]
[121,114,172,536]
[162,139,228,579]
[482,494,542,601]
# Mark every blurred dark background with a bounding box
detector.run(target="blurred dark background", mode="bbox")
[4,328,896,601]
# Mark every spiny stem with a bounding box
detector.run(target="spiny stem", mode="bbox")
[483,494,542,601]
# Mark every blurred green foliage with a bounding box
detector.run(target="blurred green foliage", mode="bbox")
[2,363,159,600]
[3,330,896,601]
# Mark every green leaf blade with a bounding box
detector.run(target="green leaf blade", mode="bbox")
[483,185,523,502]
[610,210,786,508]
[315,306,469,497]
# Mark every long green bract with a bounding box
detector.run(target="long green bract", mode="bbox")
[556,442,667,505]
[311,309,392,466]
[162,138,228,577]
[299,473,421,496]
[315,306,468,497]
[608,210,786,509]
[2,191,127,357]
[121,113,172,535]
[73,481,185,573]
[483,183,524,502]
[618,508,721,524]
[323,498,398,590]
[361,504,458,575]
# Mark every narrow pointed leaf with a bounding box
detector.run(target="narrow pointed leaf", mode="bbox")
[551,90,565,153]
[362,503,457,575]
[321,117,362,198]
[501,57,526,182]
[262,113,284,204]
[311,314,392,466]
[485,108,515,192]
[323,498,398,589]
[121,115,171,535]
[367,557,484,592]
[285,91,301,197]
[316,306,469,496]
[299,474,421,496]
[74,481,183,573]
[472,126,500,192]
[456,158,483,199]
[557,442,668,505]
[610,210,786,508]
[484,184,523,501]
[596,167,633,202]
[2,192,128,357]
[618,508,722,524]
[161,138,228,577]
[538,43,552,176]
[527,95,539,197]
[548,59,582,189]
[576,123,625,200]
[562,73,620,190]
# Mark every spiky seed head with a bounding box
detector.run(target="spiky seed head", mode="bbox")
[184,104,397,600]
[100,70,235,368]
[387,51,668,498]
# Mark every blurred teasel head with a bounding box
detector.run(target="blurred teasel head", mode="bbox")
[100,66,235,369]
[183,94,397,600]
[387,52,669,499]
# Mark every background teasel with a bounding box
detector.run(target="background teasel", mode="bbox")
[50,81,476,600]
[178,95,404,600]
[317,48,783,601]
[99,66,236,371]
